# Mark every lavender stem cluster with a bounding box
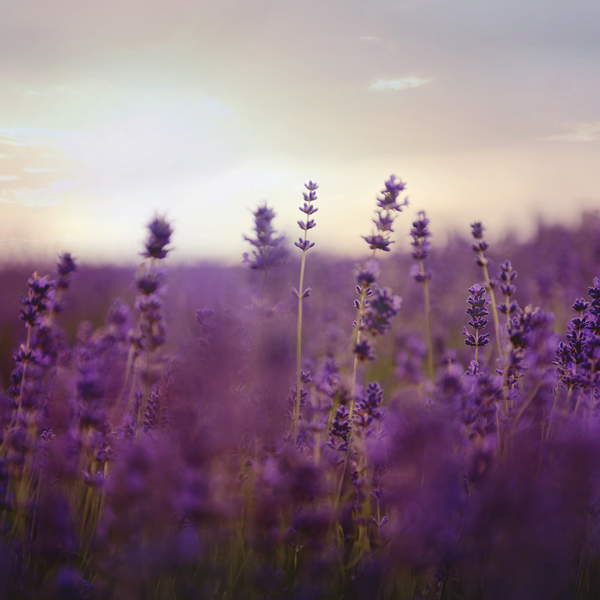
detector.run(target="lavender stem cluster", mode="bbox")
[3,179,600,600]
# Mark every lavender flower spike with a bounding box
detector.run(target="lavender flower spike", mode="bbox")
[463,283,491,364]
[411,210,434,378]
[362,175,409,256]
[243,203,287,271]
[293,181,318,446]
[470,221,502,358]
[142,214,173,260]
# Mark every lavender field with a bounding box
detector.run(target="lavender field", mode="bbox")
[3,177,600,600]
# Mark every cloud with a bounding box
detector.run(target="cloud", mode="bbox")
[0,130,84,206]
[369,77,431,91]
[0,179,81,207]
[359,36,379,42]
[541,122,600,142]
[0,136,33,147]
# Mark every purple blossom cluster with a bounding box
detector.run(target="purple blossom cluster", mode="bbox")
[2,187,600,600]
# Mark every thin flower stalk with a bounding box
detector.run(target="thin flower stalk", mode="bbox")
[410,211,434,379]
[292,181,318,446]
[471,222,502,359]
[334,176,406,515]
[242,203,287,390]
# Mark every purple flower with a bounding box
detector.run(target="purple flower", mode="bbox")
[354,381,384,427]
[354,338,377,362]
[329,405,351,451]
[243,203,287,270]
[142,215,173,260]
[463,284,491,348]
[361,287,402,336]
[362,175,408,253]
[471,222,485,239]
[497,260,519,315]
[294,238,315,251]
[410,210,432,261]
[356,260,379,288]
[362,233,394,252]
[373,210,395,232]
[19,273,56,327]
[396,335,427,384]
[376,175,408,212]
[410,263,432,283]
[56,253,77,290]
[296,180,318,251]
[134,265,163,296]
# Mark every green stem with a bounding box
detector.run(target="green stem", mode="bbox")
[418,259,434,380]
[294,247,308,446]
[334,289,367,512]
[478,251,502,360]
[15,327,32,426]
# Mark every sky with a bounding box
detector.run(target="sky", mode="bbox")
[0,0,599,264]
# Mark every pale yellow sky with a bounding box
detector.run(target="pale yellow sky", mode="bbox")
[1,0,599,263]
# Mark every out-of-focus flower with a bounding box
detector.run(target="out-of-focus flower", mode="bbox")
[142,215,173,260]
[362,175,408,253]
[410,211,432,262]
[362,287,402,336]
[243,203,287,270]
[56,253,77,290]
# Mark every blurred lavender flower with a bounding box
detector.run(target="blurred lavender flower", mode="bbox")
[376,174,408,212]
[243,204,287,270]
[142,214,173,260]
[410,211,432,271]
[354,338,377,362]
[56,253,77,290]
[497,260,519,317]
[19,273,56,328]
[134,264,164,296]
[361,287,402,336]
[470,221,489,261]
[411,210,434,378]
[353,381,384,428]
[396,335,427,385]
[143,386,163,434]
[362,175,408,253]
[470,221,502,358]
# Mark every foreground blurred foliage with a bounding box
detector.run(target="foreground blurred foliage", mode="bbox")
[1,208,600,599]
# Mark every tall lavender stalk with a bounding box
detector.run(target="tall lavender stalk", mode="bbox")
[242,203,286,389]
[333,176,406,512]
[410,211,434,379]
[292,181,318,446]
[350,175,408,413]
[120,216,172,423]
[471,222,502,359]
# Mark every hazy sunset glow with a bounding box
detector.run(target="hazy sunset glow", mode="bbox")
[1,0,599,263]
